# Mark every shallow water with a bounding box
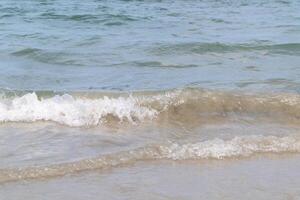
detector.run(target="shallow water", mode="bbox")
[2,156,300,200]
[1,0,300,199]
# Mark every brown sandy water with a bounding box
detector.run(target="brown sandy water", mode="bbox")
[1,156,300,200]
[1,89,300,199]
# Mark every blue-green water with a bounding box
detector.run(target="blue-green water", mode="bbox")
[1,1,300,199]
[0,0,300,91]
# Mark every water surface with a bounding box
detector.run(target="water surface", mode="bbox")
[1,0,300,199]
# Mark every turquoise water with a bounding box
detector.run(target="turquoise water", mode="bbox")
[1,1,300,199]
[0,0,300,91]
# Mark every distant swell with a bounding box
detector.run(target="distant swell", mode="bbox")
[1,135,299,183]
[1,88,300,126]
[152,42,300,55]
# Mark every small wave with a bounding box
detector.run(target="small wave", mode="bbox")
[39,12,138,25]
[151,42,300,55]
[40,13,98,22]
[1,135,299,183]
[11,48,82,66]
[1,88,300,126]
[12,48,41,56]
[131,61,198,68]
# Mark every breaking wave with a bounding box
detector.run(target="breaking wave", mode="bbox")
[1,88,300,126]
[0,92,158,126]
[1,135,299,183]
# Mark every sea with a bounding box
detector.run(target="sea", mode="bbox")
[1,0,300,199]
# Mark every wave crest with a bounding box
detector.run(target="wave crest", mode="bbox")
[0,92,157,126]
[1,88,300,126]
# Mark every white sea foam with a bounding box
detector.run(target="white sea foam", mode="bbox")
[0,93,158,126]
[158,135,300,159]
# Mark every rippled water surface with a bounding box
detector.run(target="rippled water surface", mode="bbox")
[0,0,300,91]
[1,0,300,199]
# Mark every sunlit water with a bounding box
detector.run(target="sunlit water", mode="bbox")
[1,0,300,199]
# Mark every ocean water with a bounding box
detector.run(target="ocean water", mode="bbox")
[1,0,300,199]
